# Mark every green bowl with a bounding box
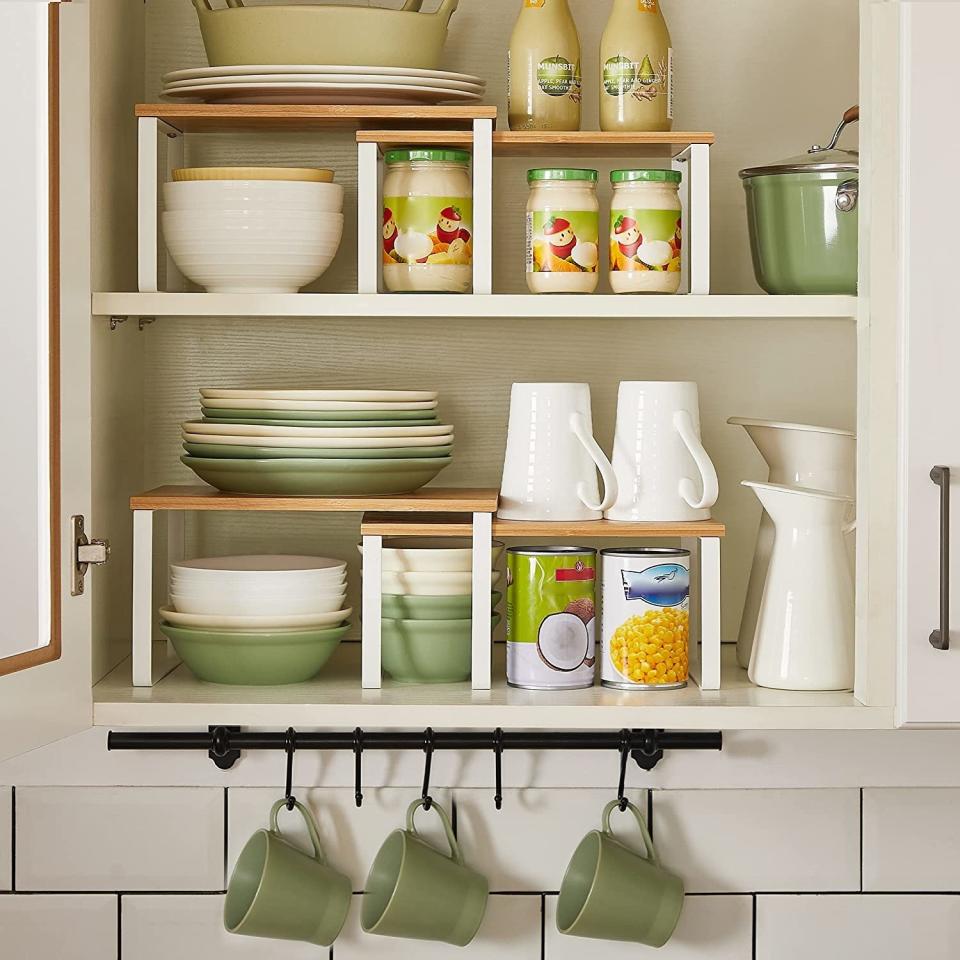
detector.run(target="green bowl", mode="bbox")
[382,614,501,684]
[202,407,437,422]
[202,417,442,428]
[381,591,502,620]
[183,442,454,460]
[158,622,349,685]
[181,455,452,496]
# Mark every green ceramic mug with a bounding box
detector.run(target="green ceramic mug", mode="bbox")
[224,798,352,947]
[362,798,489,946]
[557,799,684,946]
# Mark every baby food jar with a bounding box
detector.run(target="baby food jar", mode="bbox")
[382,148,473,294]
[609,169,682,294]
[526,168,600,294]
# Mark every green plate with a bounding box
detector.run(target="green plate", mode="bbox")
[381,591,502,620]
[382,614,501,684]
[202,407,438,422]
[158,622,349,685]
[182,455,452,496]
[202,417,442,429]
[184,442,454,460]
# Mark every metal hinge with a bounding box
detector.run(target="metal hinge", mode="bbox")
[72,515,110,597]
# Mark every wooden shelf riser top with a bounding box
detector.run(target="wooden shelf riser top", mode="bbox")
[360,515,726,538]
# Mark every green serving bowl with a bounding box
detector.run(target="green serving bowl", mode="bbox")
[202,407,438,422]
[382,614,501,684]
[202,417,442,429]
[158,622,349,685]
[183,442,454,460]
[182,455,452,496]
[381,591,502,620]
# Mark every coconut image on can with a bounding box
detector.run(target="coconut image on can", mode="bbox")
[600,548,690,690]
[506,546,597,689]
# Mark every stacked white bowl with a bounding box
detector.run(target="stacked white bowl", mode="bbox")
[162,167,344,294]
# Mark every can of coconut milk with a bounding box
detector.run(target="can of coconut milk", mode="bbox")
[600,548,691,690]
[506,546,597,690]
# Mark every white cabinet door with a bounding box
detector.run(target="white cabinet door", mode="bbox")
[898,0,960,724]
[0,1,92,760]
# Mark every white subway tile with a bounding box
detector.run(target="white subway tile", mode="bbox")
[16,786,224,891]
[757,895,960,959]
[0,894,116,958]
[334,893,541,959]
[653,789,860,892]
[0,786,11,891]
[122,895,320,959]
[863,788,960,890]
[544,894,753,959]
[455,788,647,892]
[228,787,451,891]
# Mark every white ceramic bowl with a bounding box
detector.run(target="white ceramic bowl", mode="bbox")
[169,593,347,617]
[172,555,346,576]
[168,577,347,594]
[379,570,503,596]
[163,179,344,213]
[167,585,348,603]
[158,605,352,631]
[359,539,505,573]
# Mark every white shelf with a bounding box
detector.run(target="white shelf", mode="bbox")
[92,292,859,321]
[92,644,891,730]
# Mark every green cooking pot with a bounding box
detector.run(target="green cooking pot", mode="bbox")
[740,106,859,295]
[192,0,460,70]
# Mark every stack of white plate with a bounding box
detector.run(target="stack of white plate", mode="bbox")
[160,65,485,105]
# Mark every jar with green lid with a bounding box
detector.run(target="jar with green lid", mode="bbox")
[526,168,599,294]
[382,148,473,294]
[609,168,682,294]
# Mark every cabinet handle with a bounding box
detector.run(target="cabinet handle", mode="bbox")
[930,465,951,650]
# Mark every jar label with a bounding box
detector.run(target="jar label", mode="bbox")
[609,207,681,273]
[602,50,672,115]
[382,196,473,267]
[537,55,582,101]
[527,210,599,274]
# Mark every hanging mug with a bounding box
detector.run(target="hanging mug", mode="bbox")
[606,381,719,522]
[499,382,618,521]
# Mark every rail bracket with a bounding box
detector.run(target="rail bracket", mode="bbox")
[208,725,241,770]
[631,729,666,771]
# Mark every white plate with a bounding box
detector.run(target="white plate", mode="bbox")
[163,64,486,85]
[163,74,484,94]
[379,570,503,596]
[182,431,453,449]
[162,83,482,105]
[170,594,346,617]
[199,388,438,403]
[182,421,453,439]
[172,555,345,574]
[159,606,352,630]
[207,398,438,412]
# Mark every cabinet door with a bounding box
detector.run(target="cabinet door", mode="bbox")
[898,0,960,724]
[0,1,92,760]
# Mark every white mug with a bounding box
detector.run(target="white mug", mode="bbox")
[606,381,719,522]
[499,383,617,521]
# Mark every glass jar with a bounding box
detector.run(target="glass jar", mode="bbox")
[609,169,682,294]
[526,168,599,294]
[382,149,473,294]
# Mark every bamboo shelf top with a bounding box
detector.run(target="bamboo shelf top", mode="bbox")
[137,103,497,133]
[130,486,499,513]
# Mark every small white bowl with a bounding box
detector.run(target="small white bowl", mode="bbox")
[172,555,346,575]
[163,180,344,213]
[159,605,352,631]
[379,570,503,597]
[359,539,505,573]
[170,593,347,617]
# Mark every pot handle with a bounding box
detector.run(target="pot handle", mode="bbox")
[821,104,860,152]
[570,412,618,513]
[674,410,719,511]
[434,0,460,26]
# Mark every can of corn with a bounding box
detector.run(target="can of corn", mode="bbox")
[600,548,690,690]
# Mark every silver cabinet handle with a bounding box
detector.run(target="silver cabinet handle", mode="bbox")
[930,465,951,650]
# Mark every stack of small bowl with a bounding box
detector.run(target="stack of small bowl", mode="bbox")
[360,539,504,684]
[181,387,453,496]
[158,556,351,685]
[161,167,344,294]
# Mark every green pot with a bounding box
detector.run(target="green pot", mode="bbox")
[382,614,500,684]
[158,622,349,684]
[381,591,502,620]
[184,442,453,460]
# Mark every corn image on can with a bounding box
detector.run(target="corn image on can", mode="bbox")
[600,548,690,690]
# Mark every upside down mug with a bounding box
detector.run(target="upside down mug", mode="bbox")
[499,382,618,521]
[606,381,719,522]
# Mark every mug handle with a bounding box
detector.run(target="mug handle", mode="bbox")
[674,410,719,511]
[602,798,661,867]
[270,798,328,865]
[406,798,464,867]
[570,412,619,513]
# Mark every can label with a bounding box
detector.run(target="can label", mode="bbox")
[507,549,597,689]
[601,552,690,688]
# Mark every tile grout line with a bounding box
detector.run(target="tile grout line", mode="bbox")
[859,787,864,892]
[117,894,122,960]
[540,892,546,960]
[647,787,654,840]
[751,893,757,960]
[10,786,15,893]
[223,787,229,890]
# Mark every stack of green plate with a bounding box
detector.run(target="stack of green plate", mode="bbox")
[181,387,453,495]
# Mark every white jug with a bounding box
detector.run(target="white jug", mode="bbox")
[499,382,617,521]
[744,481,855,691]
[605,381,719,522]
[729,418,856,668]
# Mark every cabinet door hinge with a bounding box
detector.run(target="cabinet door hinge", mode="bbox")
[72,515,110,597]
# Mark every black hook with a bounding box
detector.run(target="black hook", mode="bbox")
[617,728,631,811]
[421,727,434,811]
[283,727,297,811]
[493,728,504,811]
[353,727,364,808]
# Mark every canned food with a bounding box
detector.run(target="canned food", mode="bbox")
[506,546,597,690]
[600,548,690,690]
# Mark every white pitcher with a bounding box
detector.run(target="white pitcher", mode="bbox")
[605,381,719,522]
[744,481,855,691]
[499,382,617,521]
[729,418,856,668]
